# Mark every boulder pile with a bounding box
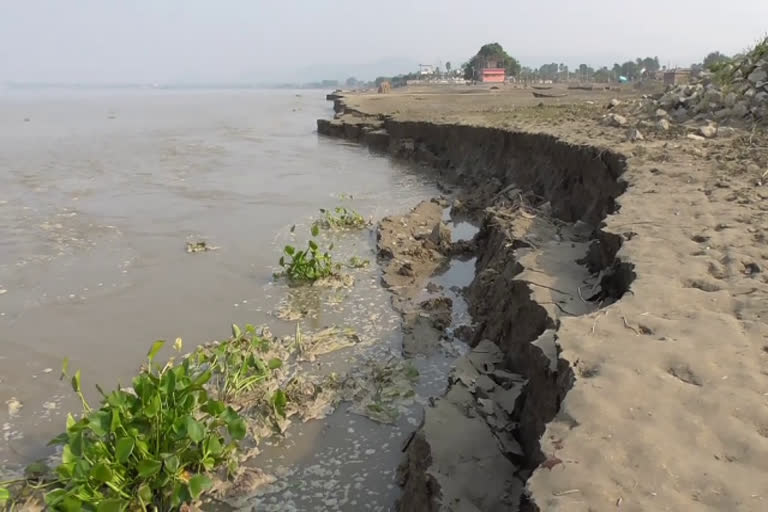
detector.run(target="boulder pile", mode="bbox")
[656,37,768,125]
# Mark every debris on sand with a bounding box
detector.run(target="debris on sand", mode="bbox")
[344,358,419,424]
[295,326,361,361]
[185,240,216,253]
[6,397,22,417]
[210,467,278,509]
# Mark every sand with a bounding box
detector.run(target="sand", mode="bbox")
[322,84,768,511]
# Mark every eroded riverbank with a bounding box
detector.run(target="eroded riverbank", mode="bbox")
[319,102,631,510]
[318,88,768,511]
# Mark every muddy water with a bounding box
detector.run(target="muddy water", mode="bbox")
[0,89,439,472]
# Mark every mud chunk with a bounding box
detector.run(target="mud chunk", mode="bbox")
[453,324,474,343]
[398,262,415,276]
[425,281,443,293]
[698,124,718,138]
[419,296,453,330]
[626,128,644,142]
[426,221,452,252]
[601,113,628,127]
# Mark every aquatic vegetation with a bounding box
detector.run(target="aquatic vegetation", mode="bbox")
[192,324,283,402]
[44,340,249,511]
[347,256,370,268]
[0,326,289,511]
[278,225,338,282]
[185,240,214,253]
[313,207,367,231]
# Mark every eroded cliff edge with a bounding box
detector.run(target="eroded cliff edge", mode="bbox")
[319,99,632,510]
[318,92,768,511]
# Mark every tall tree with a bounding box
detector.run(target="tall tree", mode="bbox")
[703,51,731,71]
[463,42,521,79]
[445,61,452,74]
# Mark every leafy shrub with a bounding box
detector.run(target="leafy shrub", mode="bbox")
[278,225,338,282]
[192,324,282,401]
[44,340,248,511]
[313,207,366,230]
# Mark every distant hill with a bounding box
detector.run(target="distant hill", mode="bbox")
[238,57,422,84]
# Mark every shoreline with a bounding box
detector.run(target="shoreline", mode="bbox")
[318,88,768,511]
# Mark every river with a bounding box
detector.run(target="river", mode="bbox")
[0,88,440,486]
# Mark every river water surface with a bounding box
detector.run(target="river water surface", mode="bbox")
[0,89,442,482]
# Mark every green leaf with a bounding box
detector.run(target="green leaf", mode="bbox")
[267,358,283,370]
[162,369,176,395]
[146,340,165,363]
[164,454,180,474]
[115,437,134,463]
[97,499,125,512]
[185,416,204,443]
[138,483,152,504]
[44,488,66,506]
[271,389,288,418]
[0,488,9,505]
[284,245,295,255]
[90,462,113,483]
[227,417,247,441]
[137,458,162,478]
[187,474,213,499]
[143,393,161,417]
[308,240,319,251]
[66,412,77,431]
[48,432,69,446]
[71,369,82,393]
[278,256,285,267]
[25,461,50,478]
[231,324,242,338]
[88,410,110,437]
[192,369,212,387]
[60,358,69,380]
[204,399,226,417]
[62,443,76,463]
[110,409,121,432]
[205,435,223,456]
[171,483,188,508]
[311,224,320,237]
[60,495,82,512]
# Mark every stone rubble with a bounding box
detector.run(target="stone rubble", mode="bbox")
[654,37,768,127]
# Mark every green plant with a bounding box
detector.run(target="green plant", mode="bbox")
[45,340,248,511]
[347,256,370,268]
[193,324,282,401]
[313,207,366,230]
[278,225,338,282]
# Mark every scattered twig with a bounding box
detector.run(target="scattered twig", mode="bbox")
[553,489,581,496]
[622,315,640,335]
[521,280,573,296]
[577,286,587,304]
[539,301,579,316]
[590,310,608,335]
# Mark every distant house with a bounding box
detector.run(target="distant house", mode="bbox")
[481,68,506,83]
[664,68,691,85]
[419,64,435,75]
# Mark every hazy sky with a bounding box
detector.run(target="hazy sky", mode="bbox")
[1,0,766,83]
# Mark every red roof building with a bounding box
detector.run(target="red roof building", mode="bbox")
[481,68,505,83]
